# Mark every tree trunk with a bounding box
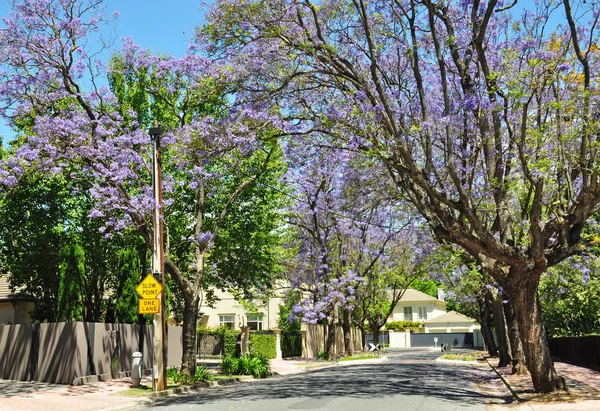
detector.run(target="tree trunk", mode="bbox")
[488,290,512,367]
[509,283,566,393]
[371,324,380,348]
[357,325,367,351]
[325,313,337,358]
[478,297,498,356]
[503,296,528,375]
[180,294,200,376]
[342,309,352,356]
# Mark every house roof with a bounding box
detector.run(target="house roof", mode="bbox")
[397,288,445,304]
[0,274,34,303]
[425,310,476,324]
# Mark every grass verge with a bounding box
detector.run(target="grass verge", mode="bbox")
[113,384,179,396]
[339,353,381,362]
[440,353,477,361]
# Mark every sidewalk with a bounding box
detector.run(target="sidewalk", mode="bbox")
[0,375,155,411]
[0,358,337,411]
[484,356,600,411]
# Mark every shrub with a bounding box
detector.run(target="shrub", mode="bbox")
[316,351,331,361]
[249,331,277,359]
[247,355,270,379]
[193,364,214,382]
[219,354,270,379]
[167,367,180,382]
[167,365,214,384]
[219,356,238,375]
[385,320,424,330]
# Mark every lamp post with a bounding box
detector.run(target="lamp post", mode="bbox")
[150,126,167,391]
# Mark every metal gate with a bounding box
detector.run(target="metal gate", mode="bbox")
[411,332,474,347]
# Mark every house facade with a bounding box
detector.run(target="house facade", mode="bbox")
[194,286,285,331]
[0,274,34,325]
[388,288,479,333]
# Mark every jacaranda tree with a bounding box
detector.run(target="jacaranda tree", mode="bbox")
[0,0,287,376]
[201,0,600,392]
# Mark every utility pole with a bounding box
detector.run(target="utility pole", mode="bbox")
[150,126,167,391]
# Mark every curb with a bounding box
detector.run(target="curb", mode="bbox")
[482,355,521,403]
[147,376,256,398]
[101,376,258,410]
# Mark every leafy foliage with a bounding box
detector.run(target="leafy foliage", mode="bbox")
[249,332,276,359]
[219,354,270,378]
[540,257,600,337]
[278,291,301,332]
[56,244,85,321]
[0,172,67,321]
[385,320,424,330]
[166,365,214,384]
[223,330,241,358]
[316,352,331,361]
[112,247,142,324]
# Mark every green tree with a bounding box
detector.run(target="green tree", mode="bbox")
[56,243,85,322]
[0,171,70,321]
[540,257,600,337]
[108,53,289,375]
[113,247,142,324]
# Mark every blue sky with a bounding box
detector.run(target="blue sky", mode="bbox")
[0,0,207,141]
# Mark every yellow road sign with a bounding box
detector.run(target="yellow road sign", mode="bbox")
[138,298,160,314]
[135,274,163,299]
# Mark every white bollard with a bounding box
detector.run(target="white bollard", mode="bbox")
[132,351,143,388]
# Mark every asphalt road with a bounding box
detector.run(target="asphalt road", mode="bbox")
[139,349,508,411]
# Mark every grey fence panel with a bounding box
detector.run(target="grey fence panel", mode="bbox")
[197,333,224,357]
[167,326,182,367]
[411,332,474,347]
[0,323,34,380]
[0,322,164,384]
[365,333,390,345]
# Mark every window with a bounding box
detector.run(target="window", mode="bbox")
[403,307,413,321]
[247,314,264,331]
[418,307,427,320]
[219,315,236,330]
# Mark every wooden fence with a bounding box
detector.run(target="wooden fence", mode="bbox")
[300,324,362,358]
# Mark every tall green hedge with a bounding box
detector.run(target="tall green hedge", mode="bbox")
[249,331,276,359]
[224,330,241,357]
[385,320,424,330]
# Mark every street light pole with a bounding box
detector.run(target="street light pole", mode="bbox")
[150,126,167,391]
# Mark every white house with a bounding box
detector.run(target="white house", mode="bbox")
[388,288,480,333]
[191,286,286,331]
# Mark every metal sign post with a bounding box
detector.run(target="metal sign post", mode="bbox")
[150,126,167,391]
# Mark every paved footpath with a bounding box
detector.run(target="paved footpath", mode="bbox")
[485,357,600,411]
[0,359,329,411]
[0,376,151,411]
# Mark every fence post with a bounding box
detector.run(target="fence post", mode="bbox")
[405,329,411,348]
[300,323,308,358]
[29,323,40,381]
[272,329,282,360]
[240,327,250,356]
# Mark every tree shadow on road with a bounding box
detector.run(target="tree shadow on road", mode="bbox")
[149,361,512,408]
